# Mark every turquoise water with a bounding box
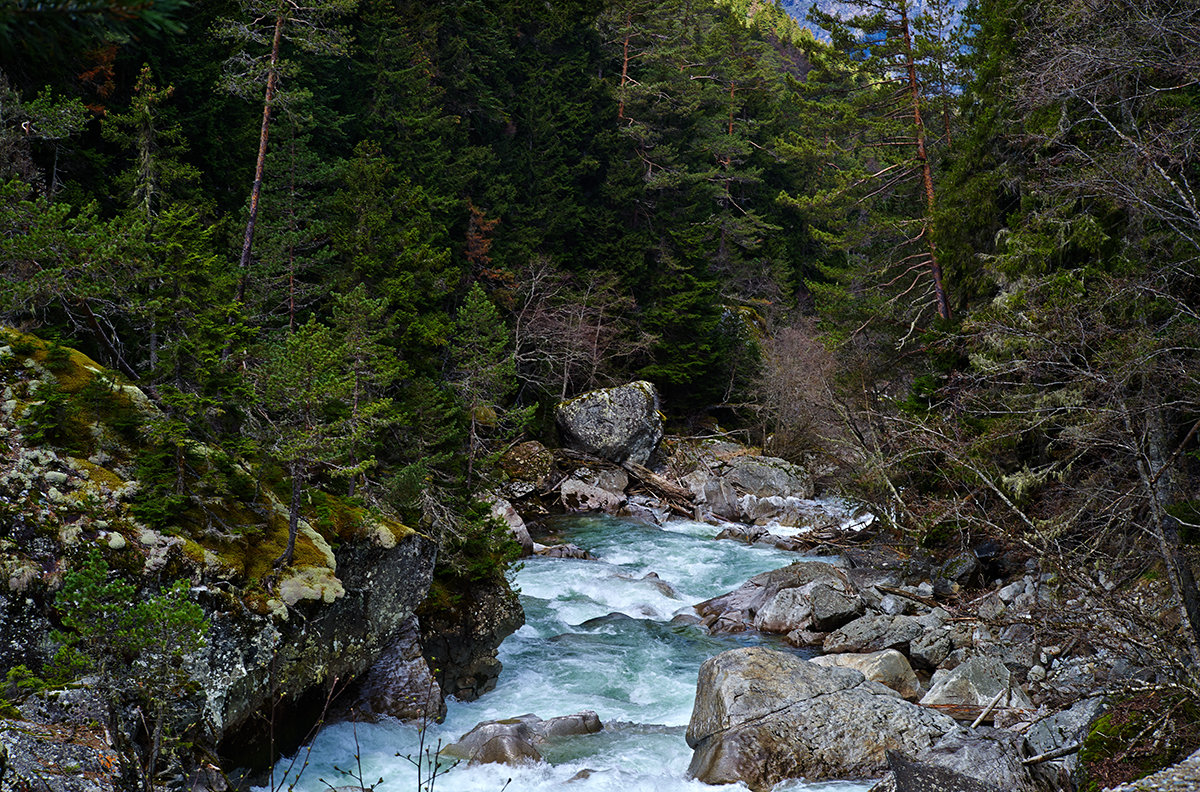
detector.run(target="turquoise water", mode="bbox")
[263,515,874,792]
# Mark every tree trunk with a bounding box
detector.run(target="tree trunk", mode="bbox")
[275,461,304,568]
[1138,407,1200,667]
[899,4,950,321]
[618,11,632,121]
[238,11,285,304]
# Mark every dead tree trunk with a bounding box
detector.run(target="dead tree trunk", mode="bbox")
[238,11,285,304]
[899,4,951,321]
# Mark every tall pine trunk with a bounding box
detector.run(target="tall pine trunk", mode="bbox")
[238,11,284,303]
[899,4,951,321]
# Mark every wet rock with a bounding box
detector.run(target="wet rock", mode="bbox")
[811,649,921,700]
[556,381,662,466]
[823,614,924,656]
[419,578,525,703]
[686,647,956,790]
[919,656,1033,710]
[348,617,445,722]
[443,711,602,765]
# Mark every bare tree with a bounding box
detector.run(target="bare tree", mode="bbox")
[511,257,652,399]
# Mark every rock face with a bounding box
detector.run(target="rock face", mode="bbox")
[555,381,663,466]
[686,647,957,790]
[419,577,525,702]
[695,561,863,635]
[442,711,603,765]
[201,527,437,768]
[346,616,445,722]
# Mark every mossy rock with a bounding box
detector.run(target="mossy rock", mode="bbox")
[1079,691,1200,791]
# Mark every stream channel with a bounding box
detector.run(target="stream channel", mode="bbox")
[265,513,875,792]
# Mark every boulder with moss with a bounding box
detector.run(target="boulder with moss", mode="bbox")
[555,381,663,466]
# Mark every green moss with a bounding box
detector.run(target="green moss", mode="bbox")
[1080,692,1200,790]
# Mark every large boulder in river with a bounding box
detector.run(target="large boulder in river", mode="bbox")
[556,381,662,466]
[348,616,445,722]
[695,561,863,635]
[442,711,602,765]
[686,647,956,790]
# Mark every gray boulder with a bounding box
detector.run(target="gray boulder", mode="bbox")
[811,649,921,700]
[920,656,1033,710]
[909,628,954,670]
[486,495,534,556]
[1024,697,1105,790]
[722,456,814,500]
[695,561,862,634]
[916,727,1035,791]
[556,381,662,466]
[560,479,627,514]
[686,647,956,790]
[823,614,924,655]
[443,711,602,765]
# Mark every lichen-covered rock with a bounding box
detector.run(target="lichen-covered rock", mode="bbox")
[199,526,436,767]
[685,647,956,790]
[0,717,120,792]
[555,381,663,466]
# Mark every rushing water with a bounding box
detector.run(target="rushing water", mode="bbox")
[263,514,874,792]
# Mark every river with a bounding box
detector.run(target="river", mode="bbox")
[262,513,875,792]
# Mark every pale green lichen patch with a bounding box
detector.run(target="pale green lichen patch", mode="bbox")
[278,565,345,606]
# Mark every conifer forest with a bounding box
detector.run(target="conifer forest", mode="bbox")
[1,1,1199,791]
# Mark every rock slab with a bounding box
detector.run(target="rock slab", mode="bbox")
[686,647,957,790]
